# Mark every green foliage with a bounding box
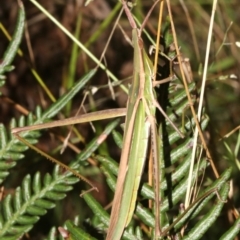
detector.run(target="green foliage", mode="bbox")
[0,2,239,240]
[0,170,78,239]
[0,2,25,90]
[0,68,96,184]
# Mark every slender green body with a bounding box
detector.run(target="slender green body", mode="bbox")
[106,26,161,239]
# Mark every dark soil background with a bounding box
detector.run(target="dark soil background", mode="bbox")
[0,0,240,239]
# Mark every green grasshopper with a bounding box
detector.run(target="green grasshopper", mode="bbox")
[106,1,183,239]
[11,1,183,239]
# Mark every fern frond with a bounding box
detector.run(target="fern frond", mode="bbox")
[82,79,232,239]
[0,117,120,239]
[0,168,78,239]
[0,70,95,183]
